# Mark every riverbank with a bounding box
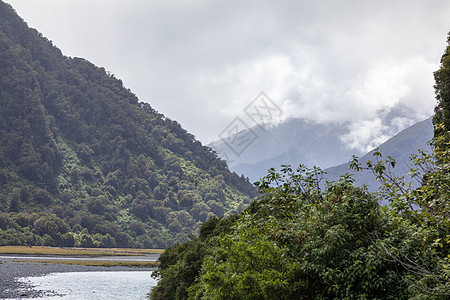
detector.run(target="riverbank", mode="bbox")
[0,246,161,267]
[0,254,160,268]
[0,246,164,256]
[0,261,156,299]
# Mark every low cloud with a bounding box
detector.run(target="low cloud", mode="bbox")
[7,0,450,147]
[340,113,417,153]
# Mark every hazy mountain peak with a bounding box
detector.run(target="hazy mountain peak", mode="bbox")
[211,114,433,183]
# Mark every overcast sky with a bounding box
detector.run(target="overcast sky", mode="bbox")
[6,0,450,152]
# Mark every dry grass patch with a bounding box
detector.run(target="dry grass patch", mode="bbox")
[14,259,159,268]
[0,246,164,257]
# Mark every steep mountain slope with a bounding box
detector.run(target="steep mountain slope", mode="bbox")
[0,1,256,248]
[324,117,434,192]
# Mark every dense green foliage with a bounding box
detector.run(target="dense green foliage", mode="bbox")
[434,31,450,138]
[150,34,450,299]
[150,215,239,299]
[152,164,448,299]
[0,2,256,248]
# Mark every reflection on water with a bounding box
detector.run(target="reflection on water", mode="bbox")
[18,271,158,299]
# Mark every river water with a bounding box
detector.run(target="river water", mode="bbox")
[17,271,158,299]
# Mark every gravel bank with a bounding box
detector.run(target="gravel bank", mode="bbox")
[0,261,156,299]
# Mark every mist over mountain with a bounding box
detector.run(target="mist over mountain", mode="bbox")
[211,108,430,184]
[0,1,255,248]
[324,116,434,192]
[210,119,359,182]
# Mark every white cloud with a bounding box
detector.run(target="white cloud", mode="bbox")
[341,118,389,153]
[5,0,450,146]
[336,57,437,152]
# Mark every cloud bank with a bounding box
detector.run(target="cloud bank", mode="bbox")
[7,0,450,152]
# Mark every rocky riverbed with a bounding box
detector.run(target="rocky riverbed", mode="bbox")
[0,261,155,299]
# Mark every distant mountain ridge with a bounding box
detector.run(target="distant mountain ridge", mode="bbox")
[211,116,433,189]
[211,118,365,182]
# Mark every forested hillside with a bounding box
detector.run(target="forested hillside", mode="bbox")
[0,1,256,249]
[150,34,450,299]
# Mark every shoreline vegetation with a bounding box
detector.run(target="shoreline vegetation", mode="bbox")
[4,260,159,267]
[0,245,164,256]
[0,246,163,267]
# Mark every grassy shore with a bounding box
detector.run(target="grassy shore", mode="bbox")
[11,259,159,268]
[0,246,164,257]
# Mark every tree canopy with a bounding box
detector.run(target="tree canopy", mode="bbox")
[434,31,450,139]
[150,33,450,299]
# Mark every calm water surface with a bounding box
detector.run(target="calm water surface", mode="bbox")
[18,271,158,299]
